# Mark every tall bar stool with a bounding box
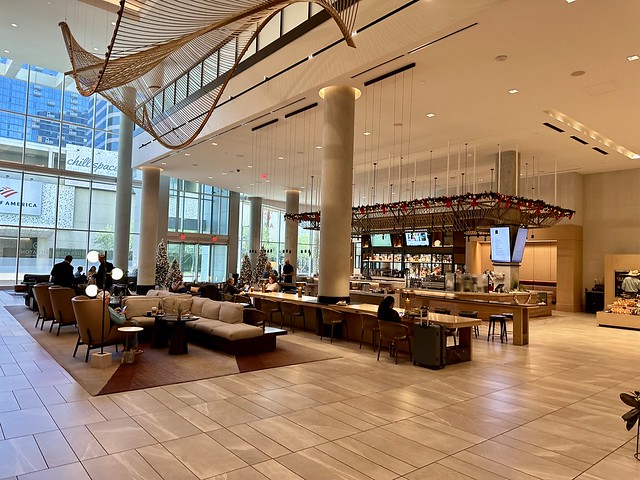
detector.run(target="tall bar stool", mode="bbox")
[281,302,305,333]
[359,313,380,351]
[458,310,479,338]
[501,312,513,342]
[487,314,507,343]
[434,307,456,346]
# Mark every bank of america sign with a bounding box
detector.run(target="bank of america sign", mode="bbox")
[0,179,42,215]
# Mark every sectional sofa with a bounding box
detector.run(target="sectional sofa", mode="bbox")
[121,292,275,354]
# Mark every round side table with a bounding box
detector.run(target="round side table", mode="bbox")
[117,326,143,364]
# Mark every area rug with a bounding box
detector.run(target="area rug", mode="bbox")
[5,305,341,396]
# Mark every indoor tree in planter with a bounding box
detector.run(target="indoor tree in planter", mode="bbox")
[620,390,640,460]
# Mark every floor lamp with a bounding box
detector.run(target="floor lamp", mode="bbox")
[85,250,123,365]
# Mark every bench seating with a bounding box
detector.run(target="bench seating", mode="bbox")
[121,293,274,354]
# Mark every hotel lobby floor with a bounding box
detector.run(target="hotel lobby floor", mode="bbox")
[0,290,639,479]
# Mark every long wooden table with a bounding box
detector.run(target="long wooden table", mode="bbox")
[248,292,482,362]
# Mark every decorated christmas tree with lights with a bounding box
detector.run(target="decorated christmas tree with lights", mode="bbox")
[155,239,170,288]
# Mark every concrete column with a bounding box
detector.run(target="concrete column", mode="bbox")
[285,189,299,277]
[249,197,262,266]
[137,167,161,292]
[495,150,518,195]
[227,191,240,277]
[317,85,359,303]
[113,87,135,272]
[156,175,170,243]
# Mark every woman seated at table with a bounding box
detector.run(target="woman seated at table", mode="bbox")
[265,274,281,292]
[377,295,401,322]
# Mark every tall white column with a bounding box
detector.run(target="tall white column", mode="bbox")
[285,189,299,277]
[113,87,135,271]
[137,167,161,292]
[317,85,359,303]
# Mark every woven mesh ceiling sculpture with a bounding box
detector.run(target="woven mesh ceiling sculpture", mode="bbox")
[59,0,360,149]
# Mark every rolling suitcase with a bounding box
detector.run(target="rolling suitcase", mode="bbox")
[412,323,446,369]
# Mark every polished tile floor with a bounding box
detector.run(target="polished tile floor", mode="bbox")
[1,290,639,479]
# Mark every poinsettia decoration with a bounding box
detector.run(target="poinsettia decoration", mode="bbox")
[621,391,640,431]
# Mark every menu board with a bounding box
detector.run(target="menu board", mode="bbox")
[490,227,511,263]
[405,231,430,247]
[511,227,528,263]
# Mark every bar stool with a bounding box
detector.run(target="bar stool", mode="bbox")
[434,307,456,346]
[501,312,513,342]
[281,302,305,333]
[458,310,479,338]
[487,314,507,343]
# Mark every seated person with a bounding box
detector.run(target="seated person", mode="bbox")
[377,295,401,322]
[622,269,640,294]
[74,266,87,285]
[265,274,281,293]
[223,277,243,295]
[104,294,142,354]
[171,275,189,293]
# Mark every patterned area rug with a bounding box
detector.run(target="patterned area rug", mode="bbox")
[5,305,341,396]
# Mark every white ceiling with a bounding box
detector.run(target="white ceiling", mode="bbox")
[3,0,640,207]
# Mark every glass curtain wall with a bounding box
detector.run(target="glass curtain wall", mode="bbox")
[237,199,319,277]
[0,57,142,285]
[167,179,229,283]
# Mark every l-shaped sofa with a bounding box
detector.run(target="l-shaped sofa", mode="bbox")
[121,291,275,354]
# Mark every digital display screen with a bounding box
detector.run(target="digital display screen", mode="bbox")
[490,227,511,263]
[405,231,430,247]
[510,227,528,263]
[370,233,392,247]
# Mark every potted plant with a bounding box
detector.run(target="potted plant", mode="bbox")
[620,390,640,460]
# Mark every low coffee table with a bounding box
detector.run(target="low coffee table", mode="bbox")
[162,315,199,355]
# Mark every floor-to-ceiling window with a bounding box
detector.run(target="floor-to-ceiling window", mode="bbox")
[167,179,229,282]
[0,57,142,285]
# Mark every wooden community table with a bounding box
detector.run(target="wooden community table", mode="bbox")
[248,292,483,363]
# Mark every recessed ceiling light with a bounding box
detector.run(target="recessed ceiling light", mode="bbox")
[211,142,218,146]
[184,153,190,156]
[236,186,240,189]
[247,165,253,168]
[3,50,8,54]
[111,21,116,26]
[93,47,99,51]
[277,156,284,160]
[208,176,213,179]
[566,0,576,3]
[425,113,435,118]
[627,55,639,62]
[161,162,167,165]
[363,131,371,136]
[508,88,519,94]
[250,183,254,186]
[222,172,227,175]
[315,145,322,149]
[10,23,17,28]
[266,180,270,183]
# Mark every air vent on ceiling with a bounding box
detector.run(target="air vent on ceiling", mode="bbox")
[570,135,588,145]
[543,122,565,133]
[593,147,609,155]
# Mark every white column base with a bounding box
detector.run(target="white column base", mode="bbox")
[90,352,113,369]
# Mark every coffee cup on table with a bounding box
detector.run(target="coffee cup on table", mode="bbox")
[146,310,152,316]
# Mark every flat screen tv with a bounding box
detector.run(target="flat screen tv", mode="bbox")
[490,227,511,263]
[405,231,430,247]
[370,233,392,247]
[510,227,528,263]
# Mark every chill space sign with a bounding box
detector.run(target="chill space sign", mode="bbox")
[66,145,118,177]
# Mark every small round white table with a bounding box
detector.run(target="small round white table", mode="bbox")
[117,326,143,364]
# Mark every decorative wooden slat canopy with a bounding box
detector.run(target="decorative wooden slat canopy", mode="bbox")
[285,192,575,236]
[60,0,360,149]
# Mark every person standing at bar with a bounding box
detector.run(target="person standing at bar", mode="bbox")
[282,258,294,284]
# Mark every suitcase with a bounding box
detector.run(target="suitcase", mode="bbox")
[412,323,446,369]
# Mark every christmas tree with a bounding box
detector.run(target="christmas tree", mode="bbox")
[167,258,182,289]
[254,246,269,283]
[239,254,252,287]
[155,239,170,288]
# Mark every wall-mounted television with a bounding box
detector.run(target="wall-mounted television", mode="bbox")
[370,233,392,247]
[405,231,430,247]
[510,227,528,263]
[490,227,511,263]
